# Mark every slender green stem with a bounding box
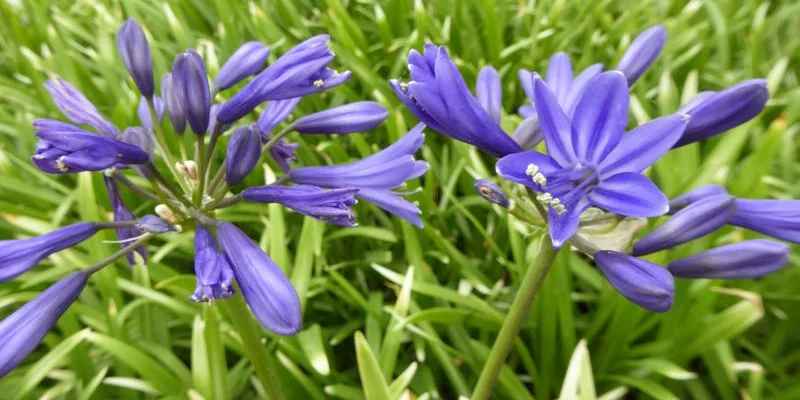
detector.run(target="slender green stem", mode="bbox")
[470,235,558,400]
[213,193,244,209]
[204,306,229,400]
[197,137,207,203]
[94,220,139,230]
[112,171,160,202]
[147,100,189,193]
[225,290,285,400]
[147,164,191,208]
[84,233,154,275]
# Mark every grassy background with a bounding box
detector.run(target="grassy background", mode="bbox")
[1,0,800,399]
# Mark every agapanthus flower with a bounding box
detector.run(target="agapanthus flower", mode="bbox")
[137,95,164,131]
[225,125,262,185]
[243,185,358,226]
[496,73,687,247]
[0,223,98,282]
[117,18,154,98]
[474,179,510,208]
[161,73,187,134]
[172,50,212,135]
[594,251,674,312]
[191,226,235,302]
[214,41,270,91]
[290,124,428,227]
[104,177,147,265]
[0,271,88,377]
[476,66,502,123]
[294,102,388,134]
[668,240,789,279]
[44,78,121,138]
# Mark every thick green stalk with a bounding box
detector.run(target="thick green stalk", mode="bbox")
[225,290,285,400]
[470,235,558,400]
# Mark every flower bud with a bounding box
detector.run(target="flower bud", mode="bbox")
[511,116,543,150]
[729,199,800,244]
[172,50,211,135]
[120,126,154,157]
[214,41,270,91]
[0,223,97,282]
[0,271,88,377]
[675,79,768,147]
[270,138,299,172]
[473,179,509,208]
[668,184,728,213]
[217,222,302,335]
[137,215,177,233]
[476,66,502,123]
[294,101,388,134]
[594,251,674,312]
[137,95,164,131]
[161,74,186,134]
[225,126,262,185]
[256,98,301,138]
[243,185,358,226]
[104,177,146,265]
[668,239,789,279]
[117,19,154,98]
[616,25,666,85]
[633,194,736,256]
[191,227,235,302]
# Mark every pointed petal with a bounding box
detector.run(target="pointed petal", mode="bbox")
[563,63,603,117]
[533,75,575,166]
[595,251,674,312]
[589,173,668,217]
[599,114,689,176]
[476,66,502,123]
[495,151,560,187]
[546,52,573,104]
[572,71,629,163]
[667,240,789,279]
[615,25,666,85]
[548,198,589,248]
[358,188,423,228]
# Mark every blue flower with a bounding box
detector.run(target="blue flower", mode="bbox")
[615,25,667,85]
[256,98,301,137]
[294,102,388,134]
[243,185,358,227]
[496,72,688,247]
[729,199,800,244]
[161,73,187,134]
[117,18,154,98]
[667,239,789,279]
[594,251,674,312]
[217,223,301,335]
[476,66,502,123]
[172,50,212,135]
[32,120,150,173]
[0,271,88,377]
[44,78,121,138]
[217,35,351,125]
[191,226,235,302]
[137,95,164,131]
[290,124,428,227]
[390,45,521,157]
[214,41,270,91]
[0,223,97,282]
[225,125,262,186]
[474,179,510,208]
[104,177,146,265]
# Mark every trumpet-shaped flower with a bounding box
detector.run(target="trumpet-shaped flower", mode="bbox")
[191,227,235,302]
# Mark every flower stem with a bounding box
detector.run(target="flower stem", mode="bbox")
[470,234,558,400]
[225,290,285,400]
[148,100,190,194]
[111,170,160,202]
[84,233,154,275]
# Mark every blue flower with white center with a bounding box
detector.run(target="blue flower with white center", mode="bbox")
[496,72,688,247]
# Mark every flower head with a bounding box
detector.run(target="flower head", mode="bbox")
[191,227,235,302]
[290,124,428,227]
[117,18,154,98]
[497,72,687,247]
[214,41,270,91]
[243,185,358,227]
[217,223,302,335]
[390,45,520,157]
[0,271,88,377]
[32,120,150,173]
[0,223,97,282]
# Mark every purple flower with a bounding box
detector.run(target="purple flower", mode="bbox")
[668,240,789,279]
[668,184,728,212]
[0,271,88,377]
[632,193,737,256]
[511,117,543,150]
[615,25,667,85]
[32,120,150,173]
[518,53,603,120]
[172,50,211,135]
[256,98,302,137]
[243,185,358,227]
[104,177,146,265]
[476,66,502,123]
[214,41,270,91]
[0,223,97,282]
[217,223,302,335]
[294,101,388,134]
[117,18,154,98]
[225,126,262,185]
[390,45,521,157]
[496,72,688,247]
[675,79,768,147]
[594,251,674,312]
[137,215,176,233]
[474,179,509,208]
[137,95,164,131]
[729,199,800,244]
[290,124,428,227]
[120,126,154,157]
[161,73,187,134]
[44,79,121,138]
[191,227,235,302]
[217,35,351,124]
[270,139,299,172]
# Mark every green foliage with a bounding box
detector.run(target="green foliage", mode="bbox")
[0,0,799,398]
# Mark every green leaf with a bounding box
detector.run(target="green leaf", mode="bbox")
[355,331,392,400]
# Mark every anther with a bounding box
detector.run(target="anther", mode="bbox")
[313,79,324,88]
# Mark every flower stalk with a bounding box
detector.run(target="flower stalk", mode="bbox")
[470,234,558,400]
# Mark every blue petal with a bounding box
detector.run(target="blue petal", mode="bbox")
[594,251,674,312]
[476,66,503,123]
[563,63,603,117]
[511,117,543,150]
[532,75,576,166]
[358,188,423,228]
[546,52,573,105]
[589,172,668,217]
[729,199,800,244]
[495,151,560,188]
[572,71,628,163]
[599,114,689,177]
[667,239,789,279]
[615,25,666,85]
[548,198,589,248]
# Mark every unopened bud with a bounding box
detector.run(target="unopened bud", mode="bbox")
[155,204,177,223]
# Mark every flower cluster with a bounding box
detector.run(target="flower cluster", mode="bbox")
[393,25,790,312]
[0,18,427,377]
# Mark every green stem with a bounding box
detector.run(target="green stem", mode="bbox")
[470,235,558,400]
[225,290,285,400]
[204,306,229,400]
[197,137,207,203]
[147,100,189,194]
[85,233,154,275]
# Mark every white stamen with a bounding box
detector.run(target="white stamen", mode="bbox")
[525,164,539,177]
[56,157,69,172]
[313,79,324,88]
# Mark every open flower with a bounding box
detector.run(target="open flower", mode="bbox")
[243,185,358,227]
[497,72,687,247]
[191,227,235,302]
[290,124,428,227]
